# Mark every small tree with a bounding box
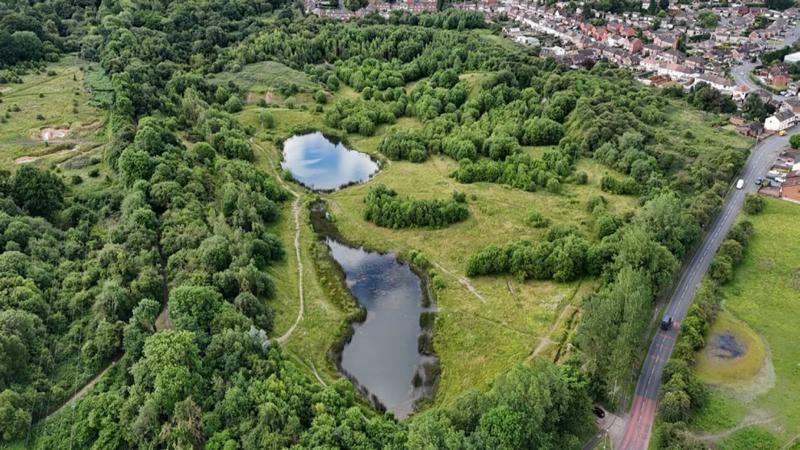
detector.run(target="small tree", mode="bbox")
[743,193,765,215]
[259,110,275,129]
[790,133,800,149]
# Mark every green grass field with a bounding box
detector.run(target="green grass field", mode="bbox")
[0,55,112,197]
[694,310,766,388]
[235,64,756,411]
[0,55,106,171]
[240,101,616,405]
[691,198,800,446]
[212,61,320,108]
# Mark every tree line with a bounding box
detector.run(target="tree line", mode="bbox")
[0,3,602,449]
[363,184,468,229]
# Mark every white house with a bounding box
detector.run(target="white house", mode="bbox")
[764,110,796,131]
[784,51,800,63]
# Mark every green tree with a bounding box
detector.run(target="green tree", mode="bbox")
[0,389,31,443]
[743,93,769,123]
[789,133,800,149]
[11,165,65,219]
[743,193,765,215]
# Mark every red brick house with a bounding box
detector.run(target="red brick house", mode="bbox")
[780,174,800,201]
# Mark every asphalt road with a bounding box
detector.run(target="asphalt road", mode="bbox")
[617,128,794,450]
[730,23,800,102]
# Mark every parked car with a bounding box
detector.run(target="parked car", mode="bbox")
[592,406,606,418]
[660,315,673,331]
[755,177,763,186]
[736,179,745,189]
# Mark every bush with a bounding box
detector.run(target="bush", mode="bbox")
[379,130,428,162]
[224,95,243,113]
[728,220,754,245]
[575,171,588,184]
[709,255,733,284]
[466,234,589,282]
[259,110,275,129]
[600,175,638,195]
[790,133,800,149]
[451,191,466,203]
[743,193,765,215]
[363,184,469,229]
[526,211,550,228]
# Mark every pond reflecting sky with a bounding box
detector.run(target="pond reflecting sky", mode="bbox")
[281,132,379,191]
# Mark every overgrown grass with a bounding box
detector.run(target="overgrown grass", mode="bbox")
[719,425,781,450]
[211,61,319,93]
[0,55,106,170]
[691,198,800,445]
[688,389,746,433]
[694,310,766,387]
[236,72,755,411]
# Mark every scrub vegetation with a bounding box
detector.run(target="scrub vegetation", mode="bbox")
[0,0,757,448]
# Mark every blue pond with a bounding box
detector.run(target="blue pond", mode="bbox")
[281,132,379,191]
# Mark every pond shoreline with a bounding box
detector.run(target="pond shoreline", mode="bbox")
[309,200,440,419]
[279,130,382,192]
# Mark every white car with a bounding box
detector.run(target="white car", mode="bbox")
[736,179,745,189]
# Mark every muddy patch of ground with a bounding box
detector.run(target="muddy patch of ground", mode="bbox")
[39,127,70,141]
[707,332,746,359]
[246,92,281,105]
[696,310,769,391]
[15,145,79,165]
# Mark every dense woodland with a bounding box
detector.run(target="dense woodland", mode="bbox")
[0,0,751,448]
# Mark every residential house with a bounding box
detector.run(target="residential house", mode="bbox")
[729,116,747,126]
[654,32,678,48]
[780,173,800,201]
[782,97,800,115]
[624,38,644,53]
[696,74,736,94]
[736,122,764,137]
[765,110,796,131]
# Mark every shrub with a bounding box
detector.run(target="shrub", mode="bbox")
[526,211,550,228]
[743,193,765,215]
[790,133,800,149]
[363,184,468,229]
[452,191,467,203]
[259,110,275,129]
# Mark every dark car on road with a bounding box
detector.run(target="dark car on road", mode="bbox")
[592,406,605,418]
[660,315,673,331]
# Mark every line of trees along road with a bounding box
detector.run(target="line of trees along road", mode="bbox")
[0,0,751,447]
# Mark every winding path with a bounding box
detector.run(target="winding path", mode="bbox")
[44,360,117,421]
[276,189,304,344]
[694,415,775,442]
[250,139,305,345]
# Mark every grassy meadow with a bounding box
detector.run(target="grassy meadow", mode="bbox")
[690,198,800,447]
[0,55,111,196]
[232,60,755,409]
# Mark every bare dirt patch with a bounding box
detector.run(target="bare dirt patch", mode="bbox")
[39,127,70,141]
[14,156,40,164]
[15,145,79,165]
